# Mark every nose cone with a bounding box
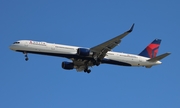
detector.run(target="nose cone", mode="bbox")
[9,45,16,50]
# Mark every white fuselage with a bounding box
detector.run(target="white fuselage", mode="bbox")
[10,40,161,68]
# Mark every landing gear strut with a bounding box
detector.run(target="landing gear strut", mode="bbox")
[93,60,100,66]
[93,56,101,66]
[23,52,29,61]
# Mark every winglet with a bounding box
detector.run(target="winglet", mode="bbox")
[127,23,135,33]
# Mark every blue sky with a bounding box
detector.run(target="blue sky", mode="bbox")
[1,0,180,108]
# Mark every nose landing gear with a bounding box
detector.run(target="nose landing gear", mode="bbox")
[25,57,29,61]
[23,52,29,61]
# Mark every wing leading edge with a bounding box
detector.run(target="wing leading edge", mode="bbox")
[90,24,134,60]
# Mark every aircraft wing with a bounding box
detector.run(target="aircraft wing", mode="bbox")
[90,24,134,60]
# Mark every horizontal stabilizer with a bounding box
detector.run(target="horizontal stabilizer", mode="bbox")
[147,52,171,62]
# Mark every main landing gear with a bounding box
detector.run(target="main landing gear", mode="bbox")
[23,52,29,61]
[84,68,91,74]
[93,57,101,66]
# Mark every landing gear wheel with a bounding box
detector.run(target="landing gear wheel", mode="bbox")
[93,59,101,66]
[84,69,91,73]
[25,58,29,61]
[87,69,91,73]
[96,62,100,66]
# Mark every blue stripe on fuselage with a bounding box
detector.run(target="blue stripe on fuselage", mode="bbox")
[101,58,131,66]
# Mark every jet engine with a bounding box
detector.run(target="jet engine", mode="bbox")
[61,61,74,70]
[77,48,93,56]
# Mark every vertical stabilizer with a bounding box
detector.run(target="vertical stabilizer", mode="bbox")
[139,39,161,58]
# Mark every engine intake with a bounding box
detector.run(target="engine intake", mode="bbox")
[77,48,93,56]
[62,61,74,70]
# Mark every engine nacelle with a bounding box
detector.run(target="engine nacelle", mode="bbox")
[61,61,74,70]
[77,48,93,56]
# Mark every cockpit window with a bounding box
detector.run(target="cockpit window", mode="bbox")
[13,42,20,44]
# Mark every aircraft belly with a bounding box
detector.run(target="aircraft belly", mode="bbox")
[104,55,140,66]
[102,58,131,66]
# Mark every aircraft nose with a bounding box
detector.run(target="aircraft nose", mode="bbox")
[9,45,16,50]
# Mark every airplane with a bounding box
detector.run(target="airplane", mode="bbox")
[9,24,171,73]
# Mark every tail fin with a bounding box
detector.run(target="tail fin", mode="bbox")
[139,39,161,58]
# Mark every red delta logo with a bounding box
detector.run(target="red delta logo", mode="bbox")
[146,44,160,58]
